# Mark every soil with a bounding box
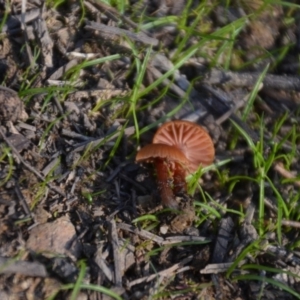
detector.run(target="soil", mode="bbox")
[0,0,300,299]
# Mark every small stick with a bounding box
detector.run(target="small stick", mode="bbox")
[71,126,135,153]
[85,21,158,46]
[273,162,300,187]
[87,0,149,34]
[62,129,93,141]
[200,261,245,274]
[117,223,165,245]
[127,255,193,288]
[108,219,122,287]
[14,181,32,218]
[0,257,48,277]
[204,69,300,91]
[281,220,300,229]
[215,90,253,125]
[20,0,35,67]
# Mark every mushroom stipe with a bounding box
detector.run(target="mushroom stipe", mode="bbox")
[136,120,215,208]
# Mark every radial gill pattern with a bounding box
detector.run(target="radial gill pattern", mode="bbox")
[153,120,215,173]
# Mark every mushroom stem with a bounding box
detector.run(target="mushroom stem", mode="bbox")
[173,163,187,194]
[154,158,178,209]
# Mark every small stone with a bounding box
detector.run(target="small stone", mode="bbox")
[26,216,81,258]
[0,88,28,123]
[160,224,169,234]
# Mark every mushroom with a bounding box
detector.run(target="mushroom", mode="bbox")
[136,143,188,208]
[153,120,215,173]
[136,120,215,208]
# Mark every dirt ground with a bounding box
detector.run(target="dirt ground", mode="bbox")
[1,0,300,299]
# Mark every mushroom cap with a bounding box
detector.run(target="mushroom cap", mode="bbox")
[152,120,215,173]
[136,143,188,165]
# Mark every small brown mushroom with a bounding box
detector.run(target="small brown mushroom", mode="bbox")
[136,120,215,208]
[136,143,188,208]
[153,120,215,173]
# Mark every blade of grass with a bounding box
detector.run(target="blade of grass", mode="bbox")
[140,16,179,30]
[126,45,152,143]
[38,113,68,152]
[172,0,204,60]
[104,122,128,168]
[137,45,198,99]
[229,119,266,236]
[242,64,269,121]
[226,240,260,278]
[70,260,86,300]
[132,214,159,223]
[232,275,300,299]
[146,240,210,258]
[194,202,222,219]
[241,264,300,280]
[47,283,123,300]
[0,148,14,187]
[65,54,122,81]
[257,116,265,236]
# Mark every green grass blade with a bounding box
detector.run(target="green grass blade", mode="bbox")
[232,275,300,299]
[70,260,87,300]
[242,64,269,121]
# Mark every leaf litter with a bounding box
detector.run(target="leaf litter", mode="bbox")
[0,0,300,299]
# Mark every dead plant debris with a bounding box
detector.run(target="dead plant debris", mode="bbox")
[0,0,300,299]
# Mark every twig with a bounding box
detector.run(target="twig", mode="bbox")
[117,223,209,246]
[71,126,135,153]
[201,84,259,142]
[85,21,158,46]
[147,66,209,122]
[33,12,53,68]
[117,223,165,245]
[182,109,207,122]
[273,162,300,187]
[41,157,61,176]
[67,89,128,101]
[94,243,114,282]
[266,245,300,265]
[52,96,65,116]
[200,262,243,274]
[281,220,300,229]
[164,235,210,244]
[127,255,193,288]
[47,59,78,81]
[215,89,255,125]
[62,129,94,141]
[2,9,40,33]
[0,257,48,277]
[147,66,191,99]
[14,181,32,218]
[203,69,300,91]
[87,0,149,34]
[264,197,278,213]
[20,0,34,67]
[108,219,122,287]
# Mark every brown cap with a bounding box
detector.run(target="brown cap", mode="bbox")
[136,143,188,165]
[152,120,214,173]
